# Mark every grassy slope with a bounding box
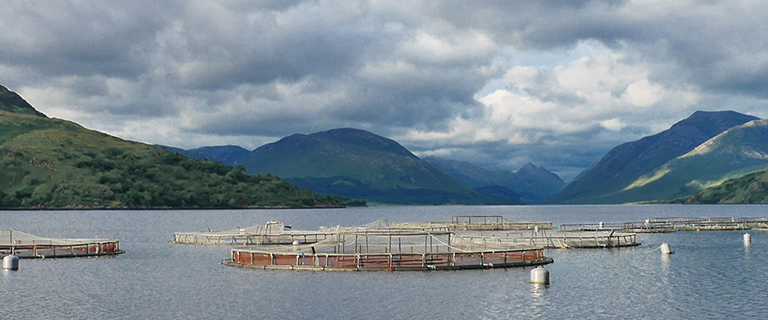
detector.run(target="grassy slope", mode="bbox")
[686,169,768,204]
[245,130,447,189]
[0,85,47,117]
[592,120,768,203]
[0,110,363,208]
[547,111,760,204]
[243,129,519,205]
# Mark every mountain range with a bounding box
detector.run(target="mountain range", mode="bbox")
[546,110,767,204]
[0,85,361,209]
[423,156,565,203]
[170,110,768,205]
[172,128,527,205]
[6,83,768,206]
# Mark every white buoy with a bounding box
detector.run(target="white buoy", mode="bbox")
[598,221,605,229]
[530,266,550,285]
[744,233,752,243]
[660,243,674,254]
[3,255,19,270]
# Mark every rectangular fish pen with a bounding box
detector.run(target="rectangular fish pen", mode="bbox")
[452,230,640,249]
[171,221,336,245]
[222,229,553,272]
[373,216,554,232]
[560,216,768,233]
[0,229,124,259]
[449,215,553,231]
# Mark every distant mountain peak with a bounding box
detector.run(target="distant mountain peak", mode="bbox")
[681,119,768,159]
[0,85,47,118]
[239,127,517,205]
[519,162,537,170]
[670,110,758,137]
[423,156,565,203]
[547,110,763,204]
[518,162,546,174]
[308,128,417,158]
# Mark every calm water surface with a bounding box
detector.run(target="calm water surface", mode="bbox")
[2,205,767,319]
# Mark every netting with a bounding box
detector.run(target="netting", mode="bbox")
[0,229,124,258]
[171,221,335,245]
[452,230,639,249]
[224,229,552,271]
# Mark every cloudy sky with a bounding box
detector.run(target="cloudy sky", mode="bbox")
[3,0,768,181]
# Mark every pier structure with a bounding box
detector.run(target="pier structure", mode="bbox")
[0,229,124,259]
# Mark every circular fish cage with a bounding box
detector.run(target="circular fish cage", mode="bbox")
[0,229,124,259]
[222,229,553,272]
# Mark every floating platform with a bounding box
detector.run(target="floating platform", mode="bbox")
[0,229,124,259]
[388,215,553,232]
[452,230,640,249]
[222,229,553,271]
[449,215,554,231]
[559,217,768,233]
[171,221,335,245]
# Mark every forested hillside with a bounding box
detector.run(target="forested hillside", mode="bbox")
[0,86,363,209]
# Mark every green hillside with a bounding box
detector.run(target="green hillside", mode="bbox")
[685,168,768,204]
[0,88,362,209]
[613,120,768,202]
[0,85,47,118]
[546,110,760,204]
[165,145,251,167]
[242,128,520,205]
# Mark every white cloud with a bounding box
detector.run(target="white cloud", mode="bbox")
[398,30,499,63]
[3,0,768,181]
[623,79,663,107]
[600,118,625,131]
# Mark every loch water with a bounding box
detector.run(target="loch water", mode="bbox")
[2,205,768,319]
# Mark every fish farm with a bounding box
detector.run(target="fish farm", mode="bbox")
[380,215,553,231]
[448,215,554,231]
[0,229,124,259]
[560,217,768,233]
[170,221,336,245]
[222,229,553,271]
[452,230,640,249]
[217,215,768,272]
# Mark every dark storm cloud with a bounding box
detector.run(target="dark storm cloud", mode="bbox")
[3,0,768,179]
[0,1,178,79]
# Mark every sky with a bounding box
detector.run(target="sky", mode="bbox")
[3,0,768,181]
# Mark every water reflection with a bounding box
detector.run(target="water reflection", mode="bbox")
[4,206,768,319]
[660,251,671,263]
[530,283,548,298]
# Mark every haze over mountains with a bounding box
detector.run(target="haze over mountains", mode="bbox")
[174,128,527,205]
[423,156,565,203]
[171,109,768,205]
[0,85,361,209]
[6,83,768,206]
[546,110,767,204]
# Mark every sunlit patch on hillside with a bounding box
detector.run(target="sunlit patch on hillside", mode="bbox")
[741,148,768,159]
[680,138,719,158]
[623,167,671,191]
